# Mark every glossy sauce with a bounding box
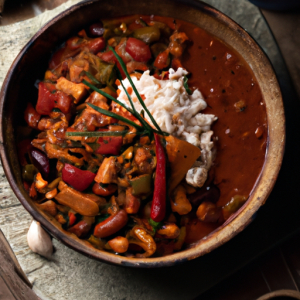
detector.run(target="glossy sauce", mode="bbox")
[143,16,267,244]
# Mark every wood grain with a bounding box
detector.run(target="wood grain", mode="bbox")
[0,229,40,300]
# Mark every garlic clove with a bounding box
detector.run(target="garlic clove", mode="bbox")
[27,220,53,259]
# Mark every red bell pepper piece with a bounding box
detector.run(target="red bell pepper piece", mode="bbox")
[150,134,167,222]
[95,129,123,156]
[68,212,77,227]
[36,82,56,115]
[55,91,73,114]
[36,82,73,115]
[62,163,96,192]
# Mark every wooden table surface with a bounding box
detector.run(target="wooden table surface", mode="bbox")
[1,1,300,299]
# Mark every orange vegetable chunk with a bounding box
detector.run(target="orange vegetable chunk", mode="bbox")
[55,185,99,216]
[56,77,87,103]
[165,135,201,192]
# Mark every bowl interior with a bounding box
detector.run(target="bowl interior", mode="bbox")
[0,0,285,267]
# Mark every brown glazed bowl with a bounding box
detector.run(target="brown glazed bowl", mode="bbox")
[0,0,285,267]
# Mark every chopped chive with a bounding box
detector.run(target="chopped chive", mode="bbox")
[115,68,153,133]
[183,76,192,95]
[66,131,129,137]
[84,71,101,85]
[82,79,133,114]
[87,103,144,131]
[109,46,163,134]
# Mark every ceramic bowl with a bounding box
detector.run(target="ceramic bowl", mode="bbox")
[0,0,285,267]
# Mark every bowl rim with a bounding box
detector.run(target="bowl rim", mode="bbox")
[0,0,285,268]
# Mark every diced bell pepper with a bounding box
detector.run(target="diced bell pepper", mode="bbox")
[95,129,123,156]
[129,174,152,196]
[62,163,96,192]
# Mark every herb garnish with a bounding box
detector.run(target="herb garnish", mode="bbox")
[183,76,192,95]
[69,47,170,139]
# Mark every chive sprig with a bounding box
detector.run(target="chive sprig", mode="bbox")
[68,46,169,138]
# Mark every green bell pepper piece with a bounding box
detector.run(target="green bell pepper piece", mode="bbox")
[22,164,38,182]
[129,174,152,196]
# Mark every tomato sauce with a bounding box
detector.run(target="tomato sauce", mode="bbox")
[139,15,267,244]
[182,23,267,207]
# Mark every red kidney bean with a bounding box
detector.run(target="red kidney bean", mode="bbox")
[196,201,221,223]
[89,22,105,36]
[68,220,92,238]
[94,210,128,238]
[87,37,106,54]
[30,148,50,179]
[188,184,220,207]
[92,183,117,196]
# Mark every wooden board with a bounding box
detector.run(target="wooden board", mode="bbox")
[0,229,40,300]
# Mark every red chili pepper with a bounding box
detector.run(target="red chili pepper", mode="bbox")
[62,163,96,192]
[68,212,77,227]
[150,134,167,222]
[95,129,123,156]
